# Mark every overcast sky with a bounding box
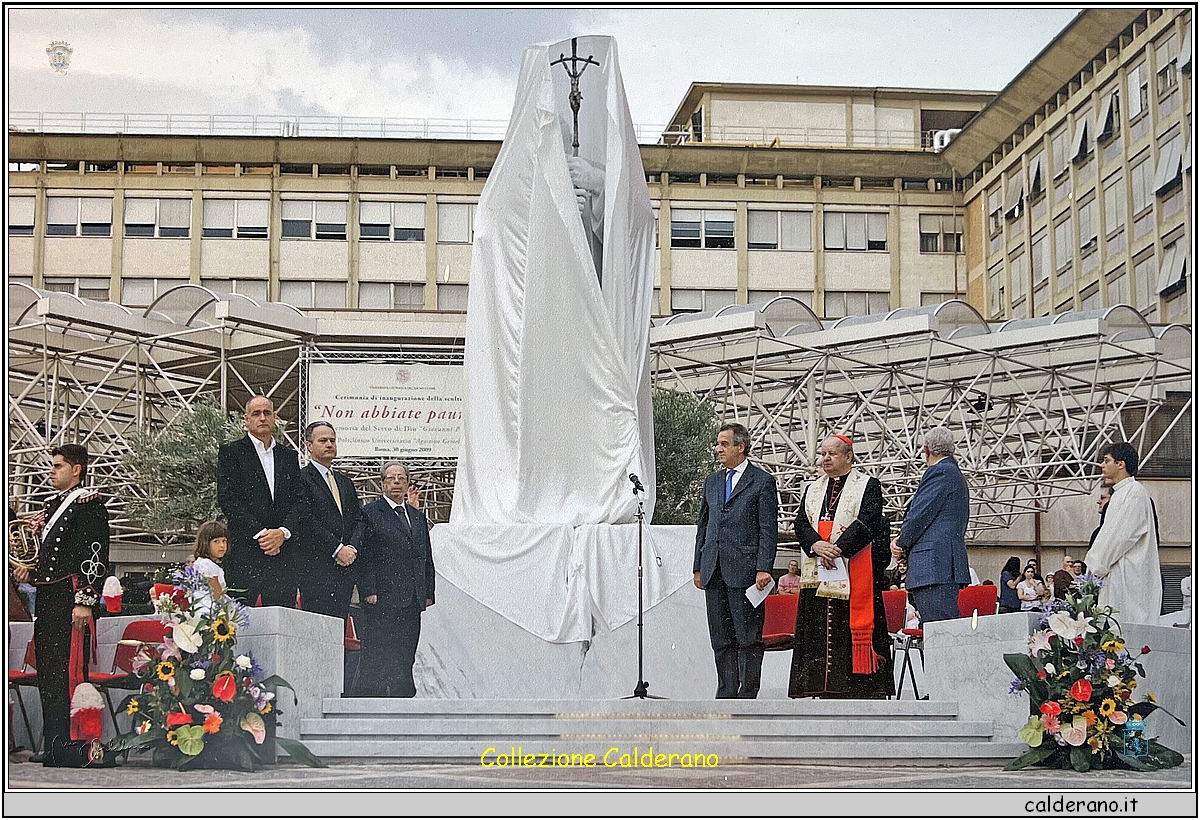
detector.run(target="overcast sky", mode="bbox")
[8,7,1084,126]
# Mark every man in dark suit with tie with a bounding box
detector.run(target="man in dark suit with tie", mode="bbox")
[298,421,361,619]
[356,461,435,698]
[890,426,971,624]
[217,395,309,607]
[693,422,778,699]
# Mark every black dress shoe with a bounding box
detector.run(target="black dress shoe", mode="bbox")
[28,752,47,764]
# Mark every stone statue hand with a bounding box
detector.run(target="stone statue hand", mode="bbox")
[567,156,604,215]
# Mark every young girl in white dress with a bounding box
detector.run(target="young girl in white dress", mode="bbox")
[191,519,229,592]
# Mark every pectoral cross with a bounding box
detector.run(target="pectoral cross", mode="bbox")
[551,38,599,157]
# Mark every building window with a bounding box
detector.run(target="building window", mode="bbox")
[360,201,425,242]
[986,186,1002,236]
[669,209,735,249]
[1106,264,1129,306]
[823,290,889,319]
[279,200,345,240]
[1070,113,1092,164]
[920,292,959,306]
[358,282,426,310]
[1027,153,1045,199]
[8,196,35,235]
[1130,155,1154,215]
[199,278,269,302]
[747,210,811,251]
[279,280,347,309]
[1053,217,1072,272]
[1102,174,1125,237]
[204,199,269,239]
[1031,231,1048,287]
[46,197,112,237]
[1157,241,1188,297]
[670,289,736,313]
[1097,88,1120,144]
[437,283,469,309]
[1156,34,1179,96]
[747,290,814,307]
[987,263,1004,318]
[1079,282,1101,311]
[1011,249,1028,305]
[918,214,962,253]
[1127,63,1148,121]
[823,212,886,251]
[1153,135,1183,197]
[436,203,474,244]
[1050,127,1069,178]
[125,198,191,238]
[1003,171,1025,221]
[43,276,110,301]
[1077,198,1098,250]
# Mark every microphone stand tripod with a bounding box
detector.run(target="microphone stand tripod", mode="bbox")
[624,479,664,699]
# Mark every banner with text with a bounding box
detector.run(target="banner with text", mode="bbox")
[307,363,464,458]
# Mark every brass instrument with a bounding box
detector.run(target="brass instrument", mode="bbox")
[8,518,39,572]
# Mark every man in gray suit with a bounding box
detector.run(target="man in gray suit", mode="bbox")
[890,426,971,623]
[694,423,778,699]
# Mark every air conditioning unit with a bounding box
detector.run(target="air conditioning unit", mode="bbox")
[933,128,963,152]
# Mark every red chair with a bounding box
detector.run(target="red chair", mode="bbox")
[88,619,170,728]
[762,593,799,650]
[344,615,361,652]
[957,584,999,619]
[8,639,39,752]
[882,589,923,700]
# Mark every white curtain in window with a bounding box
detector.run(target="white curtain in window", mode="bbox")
[866,213,886,244]
[124,198,156,225]
[79,198,112,223]
[279,280,312,308]
[204,199,236,229]
[237,199,269,228]
[919,214,940,234]
[358,282,391,309]
[747,211,777,245]
[845,212,866,250]
[671,289,703,311]
[780,211,810,250]
[158,199,191,228]
[437,203,471,242]
[281,200,311,221]
[313,281,346,308]
[9,196,35,225]
[823,212,844,249]
[393,202,425,228]
[359,201,391,224]
[845,291,867,315]
[314,200,347,224]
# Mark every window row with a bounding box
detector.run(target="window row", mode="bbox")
[668,210,890,252]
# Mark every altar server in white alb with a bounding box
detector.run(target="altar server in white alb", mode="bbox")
[1084,442,1162,625]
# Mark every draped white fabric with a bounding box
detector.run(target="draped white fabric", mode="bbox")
[449,35,656,528]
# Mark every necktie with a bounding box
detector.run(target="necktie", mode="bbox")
[325,470,343,514]
[396,503,410,529]
[725,469,734,503]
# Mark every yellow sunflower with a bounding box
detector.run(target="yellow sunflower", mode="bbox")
[1101,639,1124,652]
[1099,698,1117,717]
[156,660,176,681]
[166,730,179,746]
[212,617,235,643]
[262,702,272,714]
[126,698,139,715]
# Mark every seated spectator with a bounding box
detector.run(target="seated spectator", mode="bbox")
[998,556,1022,613]
[1017,566,1042,611]
[777,559,800,595]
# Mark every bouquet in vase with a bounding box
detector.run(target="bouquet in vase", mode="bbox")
[108,564,323,770]
[1003,573,1183,772]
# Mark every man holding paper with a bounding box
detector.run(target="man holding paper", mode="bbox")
[693,423,778,699]
[788,435,893,699]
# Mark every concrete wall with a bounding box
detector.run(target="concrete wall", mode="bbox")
[359,242,426,283]
[747,251,816,290]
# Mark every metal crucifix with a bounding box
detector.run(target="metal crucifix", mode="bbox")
[550,38,599,157]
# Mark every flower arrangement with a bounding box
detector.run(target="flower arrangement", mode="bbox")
[1004,573,1183,772]
[108,565,323,770]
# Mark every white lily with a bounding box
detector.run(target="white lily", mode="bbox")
[172,617,203,654]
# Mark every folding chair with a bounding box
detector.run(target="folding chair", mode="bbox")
[8,639,39,752]
[957,584,999,619]
[882,589,923,700]
[761,593,799,650]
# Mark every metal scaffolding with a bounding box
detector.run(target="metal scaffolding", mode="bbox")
[6,286,1192,565]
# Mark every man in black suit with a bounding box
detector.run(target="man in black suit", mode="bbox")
[298,421,361,619]
[693,423,778,699]
[12,444,110,762]
[217,395,309,607]
[356,461,435,698]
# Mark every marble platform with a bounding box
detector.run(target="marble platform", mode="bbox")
[7,608,344,753]
[922,612,1192,754]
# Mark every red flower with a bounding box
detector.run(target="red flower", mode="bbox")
[1039,701,1061,716]
[1074,636,1084,647]
[203,713,223,734]
[1037,671,1047,679]
[212,671,238,702]
[1141,646,1152,655]
[1070,678,1093,702]
[166,711,193,727]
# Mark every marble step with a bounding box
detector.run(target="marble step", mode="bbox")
[300,716,996,741]
[297,738,1029,765]
[317,698,962,720]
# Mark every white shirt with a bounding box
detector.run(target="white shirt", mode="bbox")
[1083,476,1162,626]
[249,434,276,499]
[725,459,749,494]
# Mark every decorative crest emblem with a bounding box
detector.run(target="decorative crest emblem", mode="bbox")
[47,41,73,73]
[395,367,412,385]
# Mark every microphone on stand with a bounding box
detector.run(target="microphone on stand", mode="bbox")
[628,473,644,494]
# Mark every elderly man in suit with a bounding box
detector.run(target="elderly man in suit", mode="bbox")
[693,422,778,699]
[298,421,361,619]
[217,395,309,607]
[890,426,971,624]
[356,461,435,698]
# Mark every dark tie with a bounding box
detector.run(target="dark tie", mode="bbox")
[725,469,734,503]
[395,504,410,529]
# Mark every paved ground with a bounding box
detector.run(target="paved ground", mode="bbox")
[6,749,1195,817]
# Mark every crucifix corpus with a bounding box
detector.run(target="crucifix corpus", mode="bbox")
[551,37,600,156]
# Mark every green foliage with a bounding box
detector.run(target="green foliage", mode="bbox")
[122,399,244,541]
[651,389,718,525]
